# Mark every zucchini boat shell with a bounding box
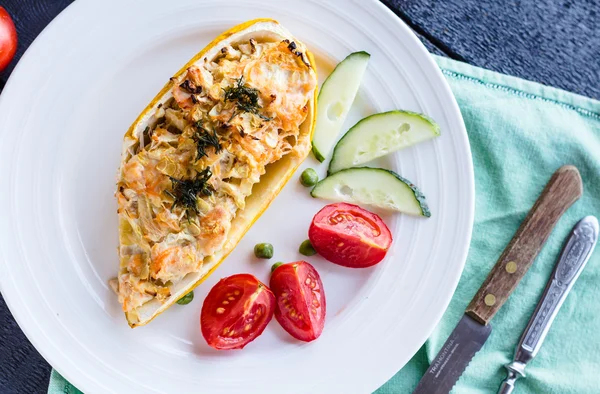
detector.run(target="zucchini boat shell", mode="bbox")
[118,19,317,327]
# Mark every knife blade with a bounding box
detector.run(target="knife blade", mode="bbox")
[498,216,598,394]
[413,165,583,394]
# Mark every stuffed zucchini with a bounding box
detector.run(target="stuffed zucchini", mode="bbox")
[114,19,317,327]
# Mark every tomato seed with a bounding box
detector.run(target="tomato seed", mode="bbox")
[222,300,229,305]
[216,307,225,314]
[234,290,240,295]
[228,296,235,301]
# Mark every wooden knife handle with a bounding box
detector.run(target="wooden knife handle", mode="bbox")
[465,165,583,325]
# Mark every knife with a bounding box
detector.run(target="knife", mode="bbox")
[413,165,583,394]
[498,215,598,394]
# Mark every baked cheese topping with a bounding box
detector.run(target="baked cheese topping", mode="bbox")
[116,38,316,312]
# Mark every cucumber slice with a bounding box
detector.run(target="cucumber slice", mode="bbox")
[328,111,440,174]
[312,51,370,162]
[311,167,430,217]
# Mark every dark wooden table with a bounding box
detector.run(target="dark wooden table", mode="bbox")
[0,1,598,392]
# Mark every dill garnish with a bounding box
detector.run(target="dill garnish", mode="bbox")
[224,77,272,121]
[179,79,202,94]
[239,127,260,141]
[194,121,222,159]
[168,168,214,219]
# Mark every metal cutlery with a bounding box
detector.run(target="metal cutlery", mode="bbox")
[413,165,583,394]
[498,216,598,394]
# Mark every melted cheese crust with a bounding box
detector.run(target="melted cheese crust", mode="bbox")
[116,39,316,312]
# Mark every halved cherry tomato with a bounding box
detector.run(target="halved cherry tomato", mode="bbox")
[0,7,17,72]
[201,274,275,350]
[309,203,392,268]
[270,261,325,342]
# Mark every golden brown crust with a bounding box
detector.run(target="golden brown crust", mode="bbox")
[115,19,318,327]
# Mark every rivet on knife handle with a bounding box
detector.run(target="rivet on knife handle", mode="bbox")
[466,165,583,325]
[498,216,599,394]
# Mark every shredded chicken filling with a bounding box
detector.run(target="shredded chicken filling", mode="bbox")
[116,38,316,312]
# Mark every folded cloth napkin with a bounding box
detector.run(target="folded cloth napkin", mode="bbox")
[377,56,600,393]
[48,56,600,394]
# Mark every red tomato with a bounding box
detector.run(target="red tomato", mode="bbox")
[0,7,17,72]
[201,274,275,350]
[309,203,392,268]
[270,261,326,342]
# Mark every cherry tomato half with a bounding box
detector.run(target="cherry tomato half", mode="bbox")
[201,273,275,350]
[270,261,325,342]
[0,7,17,72]
[308,203,392,268]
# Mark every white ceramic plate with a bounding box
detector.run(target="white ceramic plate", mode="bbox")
[0,0,473,393]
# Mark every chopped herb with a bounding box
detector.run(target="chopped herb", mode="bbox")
[164,190,176,199]
[284,40,311,67]
[168,168,214,219]
[176,291,194,305]
[194,121,222,159]
[238,127,259,140]
[223,77,272,121]
[179,79,202,94]
[286,41,302,57]
[140,126,152,151]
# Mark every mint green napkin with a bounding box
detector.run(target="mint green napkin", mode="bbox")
[48,57,600,393]
[48,370,82,394]
[378,57,600,393]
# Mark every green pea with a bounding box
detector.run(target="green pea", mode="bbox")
[300,168,319,187]
[176,291,194,305]
[271,262,284,272]
[254,243,274,259]
[299,239,317,256]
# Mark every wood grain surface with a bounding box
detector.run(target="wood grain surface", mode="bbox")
[466,166,583,325]
[0,1,598,392]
